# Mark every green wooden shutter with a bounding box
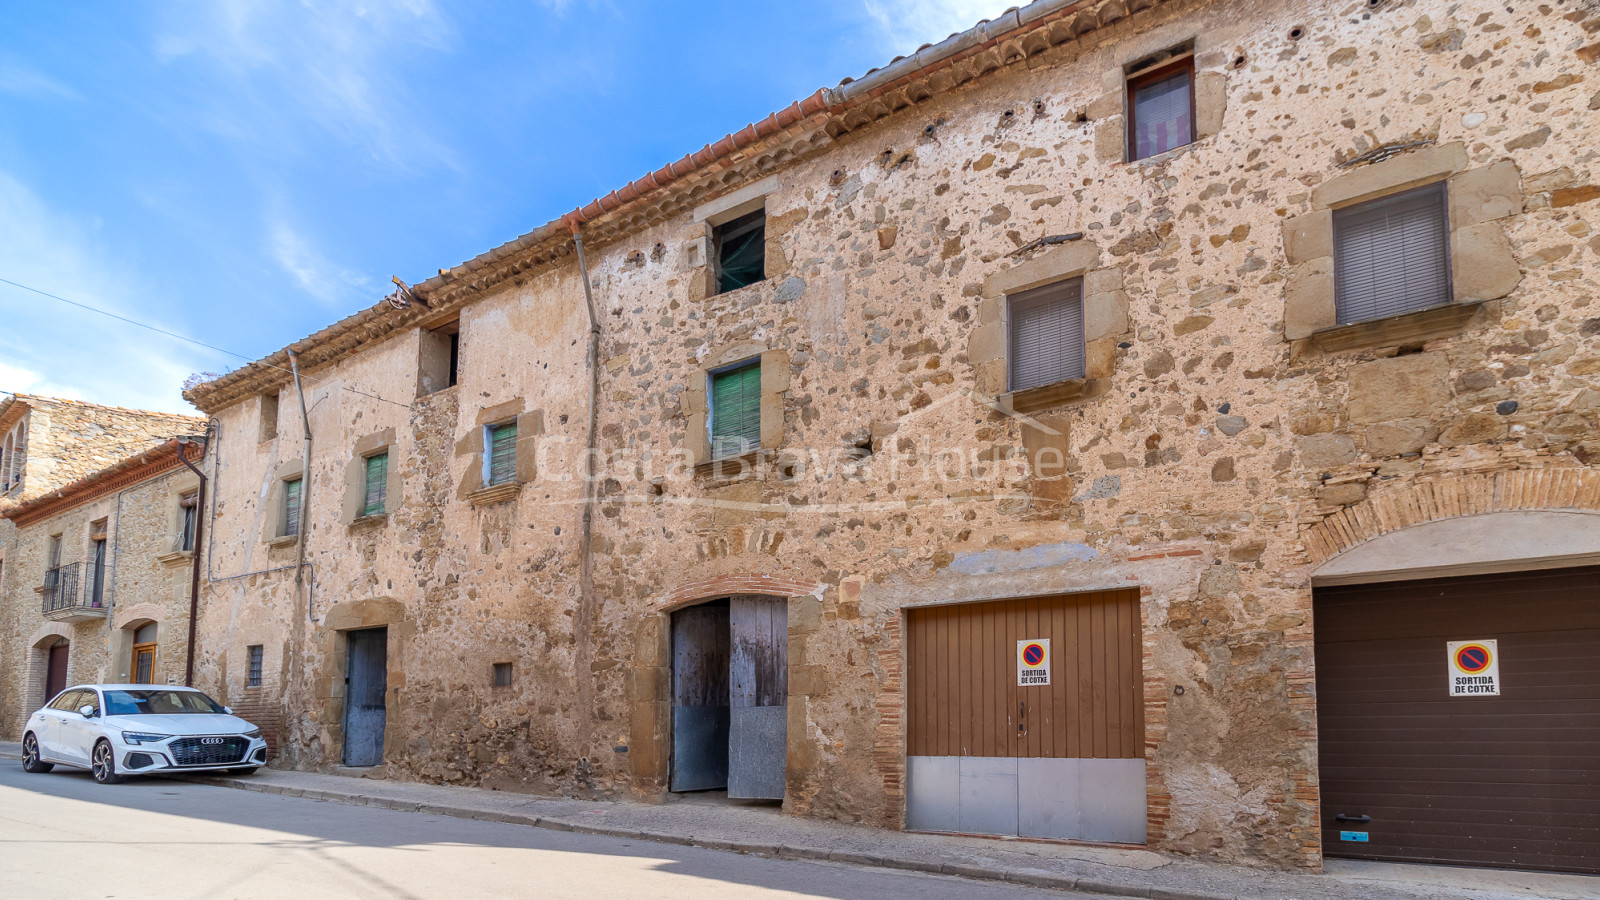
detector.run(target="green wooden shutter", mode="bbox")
[488,422,518,485]
[284,477,303,536]
[711,362,762,458]
[363,452,388,516]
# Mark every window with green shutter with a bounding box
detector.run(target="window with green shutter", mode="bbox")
[363,452,388,516]
[486,422,518,486]
[283,477,303,537]
[710,361,762,459]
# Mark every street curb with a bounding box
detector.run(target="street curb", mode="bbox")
[187,773,1238,900]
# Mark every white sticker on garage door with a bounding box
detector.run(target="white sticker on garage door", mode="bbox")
[1017,639,1050,686]
[1447,639,1499,697]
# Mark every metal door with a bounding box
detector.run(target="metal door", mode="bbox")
[728,596,787,799]
[342,627,388,767]
[671,602,729,791]
[45,642,69,703]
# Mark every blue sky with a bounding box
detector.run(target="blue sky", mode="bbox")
[0,0,1007,415]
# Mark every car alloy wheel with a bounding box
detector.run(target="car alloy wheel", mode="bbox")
[21,733,53,774]
[91,740,123,785]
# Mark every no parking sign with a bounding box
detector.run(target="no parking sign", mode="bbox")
[1017,639,1050,686]
[1448,640,1500,697]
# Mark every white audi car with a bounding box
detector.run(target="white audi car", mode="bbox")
[21,684,268,784]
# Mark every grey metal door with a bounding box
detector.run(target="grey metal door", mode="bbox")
[671,601,730,791]
[728,596,787,800]
[343,627,387,767]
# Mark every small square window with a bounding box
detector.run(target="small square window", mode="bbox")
[709,361,762,459]
[1128,55,1195,161]
[1008,278,1086,392]
[363,452,389,516]
[714,209,766,294]
[247,645,263,688]
[485,422,518,486]
[283,477,303,537]
[492,662,513,687]
[1333,183,1452,325]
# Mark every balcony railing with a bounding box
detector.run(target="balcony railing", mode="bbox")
[41,562,111,620]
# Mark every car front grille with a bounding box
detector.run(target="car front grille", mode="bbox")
[168,736,250,766]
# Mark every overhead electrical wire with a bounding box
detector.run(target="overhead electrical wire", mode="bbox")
[0,276,414,410]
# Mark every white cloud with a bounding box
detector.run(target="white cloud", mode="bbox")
[0,56,80,101]
[862,0,1014,57]
[151,0,458,173]
[0,171,216,414]
[267,215,371,310]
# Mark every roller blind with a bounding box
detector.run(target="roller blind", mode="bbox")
[711,362,762,459]
[283,478,302,536]
[363,452,388,516]
[1131,65,1193,160]
[487,422,517,486]
[1008,278,1086,392]
[1334,183,1451,325]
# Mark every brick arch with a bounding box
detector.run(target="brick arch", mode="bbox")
[1303,468,1600,567]
[113,602,166,631]
[29,622,73,649]
[654,573,824,611]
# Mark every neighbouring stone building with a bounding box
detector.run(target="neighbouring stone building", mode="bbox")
[182,0,1600,875]
[0,394,207,736]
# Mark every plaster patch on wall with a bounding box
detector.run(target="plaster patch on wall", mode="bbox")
[948,541,1099,575]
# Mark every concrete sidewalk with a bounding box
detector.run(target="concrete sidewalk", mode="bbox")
[2,742,1594,900]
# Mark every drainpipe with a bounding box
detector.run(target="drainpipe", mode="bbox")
[566,218,602,754]
[176,436,208,687]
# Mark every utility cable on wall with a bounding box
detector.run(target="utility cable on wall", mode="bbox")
[0,276,414,410]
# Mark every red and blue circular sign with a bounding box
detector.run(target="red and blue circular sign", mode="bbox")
[1021,642,1046,667]
[1454,643,1492,674]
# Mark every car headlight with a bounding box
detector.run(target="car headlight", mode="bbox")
[243,728,262,739]
[122,731,173,745]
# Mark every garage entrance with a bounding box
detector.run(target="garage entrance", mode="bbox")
[905,589,1145,843]
[670,596,787,800]
[1315,565,1600,874]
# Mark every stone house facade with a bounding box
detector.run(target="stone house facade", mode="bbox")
[183,0,1600,873]
[0,430,209,737]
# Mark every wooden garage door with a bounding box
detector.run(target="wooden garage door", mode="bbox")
[1315,566,1600,874]
[907,589,1143,760]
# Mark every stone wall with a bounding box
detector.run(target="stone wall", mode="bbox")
[188,0,1600,870]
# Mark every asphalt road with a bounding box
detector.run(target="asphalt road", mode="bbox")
[0,762,1095,900]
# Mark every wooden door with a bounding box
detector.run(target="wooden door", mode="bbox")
[342,628,388,767]
[45,642,69,703]
[728,596,787,800]
[132,644,156,684]
[1316,566,1600,874]
[671,601,729,791]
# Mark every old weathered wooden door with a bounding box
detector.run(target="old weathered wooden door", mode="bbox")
[343,627,387,767]
[45,641,69,703]
[728,596,787,800]
[671,601,730,791]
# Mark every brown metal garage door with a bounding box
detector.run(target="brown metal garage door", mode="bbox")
[1315,566,1600,874]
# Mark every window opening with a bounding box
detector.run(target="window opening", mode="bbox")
[1333,182,1452,325]
[714,209,766,294]
[1128,54,1195,161]
[363,452,389,516]
[486,422,518,486]
[283,477,303,537]
[709,361,762,459]
[1008,278,1087,392]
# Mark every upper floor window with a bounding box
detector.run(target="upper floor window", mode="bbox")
[90,526,108,608]
[179,491,198,552]
[283,477,303,537]
[1008,278,1086,392]
[1333,183,1451,325]
[247,645,264,688]
[1128,53,1194,161]
[709,360,762,459]
[419,318,460,396]
[484,421,518,486]
[1,419,26,491]
[259,392,279,442]
[363,452,389,516]
[714,209,766,294]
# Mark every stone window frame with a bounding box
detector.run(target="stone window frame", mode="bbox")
[1086,27,1231,165]
[454,399,541,506]
[157,468,204,564]
[683,341,791,470]
[1283,142,1523,352]
[683,175,783,302]
[340,428,400,528]
[967,239,1129,414]
[261,458,304,547]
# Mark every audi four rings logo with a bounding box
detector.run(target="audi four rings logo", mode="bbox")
[200,737,225,745]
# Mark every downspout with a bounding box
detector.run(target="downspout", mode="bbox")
[566,217,602,756]
[176,436,208,687]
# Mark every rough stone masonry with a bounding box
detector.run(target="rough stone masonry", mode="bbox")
[181,0,1600,872]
